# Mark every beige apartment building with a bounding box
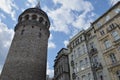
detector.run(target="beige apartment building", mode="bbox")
[67,30,94,80]
[92,1,120,80]
[86,27,111,80]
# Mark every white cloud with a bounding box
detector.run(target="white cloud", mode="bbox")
[44,0,95,34]
[0,13,6,20]
[26,0,37,7]
[109,0,120,5]
[49,34,53,40]
[0,0,18,21]
[47,62,54,78]
[64,40,69,47]
[48,41,56,49]
[48,34,56,49]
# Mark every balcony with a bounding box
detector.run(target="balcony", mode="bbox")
[89,48,98,56]
[72,73,76,79]
[71,60,74,67]
[93,62,103,71]
[108,61,120,69]
[107,23,119,33]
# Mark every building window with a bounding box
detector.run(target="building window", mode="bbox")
[88,73,91,80]
[109,53,117,64]
[111,31,120,41]
[97,71,103,80]
[90,42,95,49]
[115,8,120,13]
[85,58,88,67]
[82,44,86,53]
[106,15,110,21]
[118,46,120,52]
[77,47,81,56]
[92,55,98,63]
[104,40,112,49]
[82,75,86,80]
[32,15,37,20]
[77,77,80,80]
[96,22,102,28]
[100,30,105,36]
[75,39,79,45]
[80,60,84,70]
[39,17,43,23]
[25,15,29,20]
[76,63,79,72]
[116,70,120,80]
[71,55,73,60]
[74,50,77,59]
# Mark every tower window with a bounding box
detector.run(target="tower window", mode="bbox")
[19,17,22,22]
[45,21,48,26]
[39,17,43,23]
[25,15,29,20]
[21,29,25,35]
[32,15,37,20]
[32,26,34,28]
[39,32,41,38]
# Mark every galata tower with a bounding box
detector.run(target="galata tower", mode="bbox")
[0,2,50,80]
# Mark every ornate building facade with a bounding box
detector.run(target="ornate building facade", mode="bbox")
[92,1,120,80]
[54,48,70,80]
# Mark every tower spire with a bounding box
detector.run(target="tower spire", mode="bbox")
[35,0,41,9]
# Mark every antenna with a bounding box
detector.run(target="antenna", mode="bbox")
[35,0,41,9]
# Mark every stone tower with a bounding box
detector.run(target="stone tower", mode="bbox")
[0,2,50,80]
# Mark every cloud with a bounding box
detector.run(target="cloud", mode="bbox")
[47,62,54,78]
[64,40,69,47]
[26,0,37,7]
[0,13,6,20]
[48,41,56,49]
[48,34,56,49]
[108,0,120,5]
[44,0,95,35]
[0,0,18,21]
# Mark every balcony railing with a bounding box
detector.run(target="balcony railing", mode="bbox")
[72,73,76,79]
[71,60,74,67]
[92,62,103,71]
[108,60,120,69]
[89,48,98,56]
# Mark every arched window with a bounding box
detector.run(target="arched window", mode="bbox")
[32,15,37,20]
[39,17,43,23]
[25,15,29,20]
[19,17,22,22]
[45,21,48,26]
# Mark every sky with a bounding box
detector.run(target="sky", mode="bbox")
[0,0,119,78]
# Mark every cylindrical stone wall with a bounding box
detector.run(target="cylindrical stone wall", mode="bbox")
[0,8,50,80]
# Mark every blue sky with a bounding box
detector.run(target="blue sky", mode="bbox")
[0,0,119,77]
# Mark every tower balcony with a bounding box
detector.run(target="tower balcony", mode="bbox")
[92,62,103,71]
[89,48,98,56]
